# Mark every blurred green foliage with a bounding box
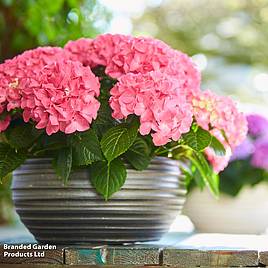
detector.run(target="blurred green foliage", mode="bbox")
[219,159,268,196]
[134,0,268,66]
[0,0,111,61]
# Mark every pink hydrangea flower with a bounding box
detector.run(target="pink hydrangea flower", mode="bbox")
[0,115,11,132]
[90,34,132,70]
[192,90,248,149]
[192,90,248,172]
[0,47,67,113]
[64,34,131,69]
[65,34,201,98]
[104,36,173,78]
[64,38,94,67]
[110,71,193,146]
[21,60,100,135]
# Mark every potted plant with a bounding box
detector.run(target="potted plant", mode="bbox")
[0,34,247,244]
[183,114,268,234]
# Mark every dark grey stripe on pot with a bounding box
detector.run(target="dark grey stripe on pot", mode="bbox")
[12,157,186,245]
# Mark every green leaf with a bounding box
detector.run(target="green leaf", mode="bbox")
[72,130,103,166]
[124,138,150,170]
[187,150,219,197]
[188,164,206,190]
[182,127,212,151]
[5,124,42,149]
[0,143,27,180]
[53,147,72,184]
[90,158,127,200]
[210,136,226,156]
[101,122,138,162]
[180,165,195,188]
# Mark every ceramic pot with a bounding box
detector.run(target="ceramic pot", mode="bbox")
[12,157,186,244]
[183,184,268,234]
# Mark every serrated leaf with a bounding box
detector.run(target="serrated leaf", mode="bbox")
[72,130,103,166]
[183,127,212,151]
[90,158,127,200]
[53,147,72,184]
[101,122,138,162]
[0,143,27,180]
[5,124,42,149]
[210,136,226,156]
[125,138,150,170]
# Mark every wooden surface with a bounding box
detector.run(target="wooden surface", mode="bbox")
[163,249,259,267]
[2,227,268,267]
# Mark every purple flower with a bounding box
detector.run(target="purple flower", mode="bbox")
[251,138,268,171]
[231,137,254,161]
[247,114,268,137]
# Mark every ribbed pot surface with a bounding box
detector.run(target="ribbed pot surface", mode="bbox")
[12,157,186,245]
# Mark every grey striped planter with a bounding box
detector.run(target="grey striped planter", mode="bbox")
[12,157,186,245]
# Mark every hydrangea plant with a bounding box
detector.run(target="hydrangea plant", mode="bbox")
[0,34,247,200]
[220,114,268,196]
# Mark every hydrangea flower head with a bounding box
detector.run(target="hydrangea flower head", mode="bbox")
[192,90,248,149]
[65,34,201,98]
[192,90,248,172]
[0,47,67,112]
[110,71,193,146]
[22,60,100,135]
[64,38,94,67]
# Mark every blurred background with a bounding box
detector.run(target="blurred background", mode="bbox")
[0,0,268,232]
